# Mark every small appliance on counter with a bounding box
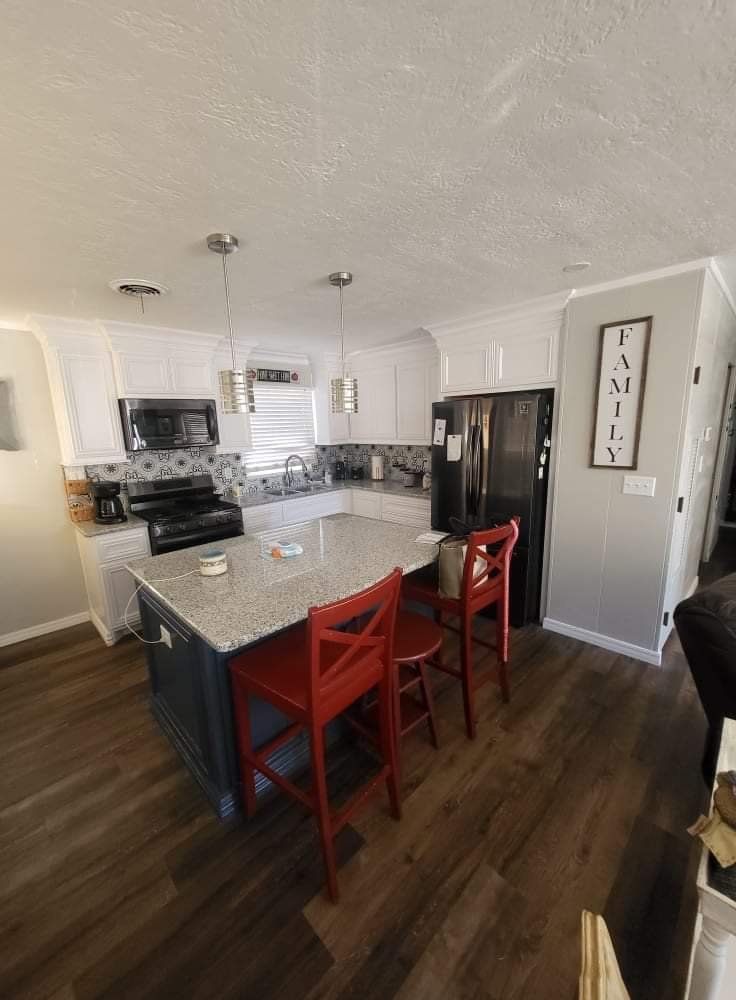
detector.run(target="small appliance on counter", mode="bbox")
[350,465,365,480]
[90,481,127,525]
[401,468,422,488]
[334,460,347,480]
[370,455,385,481]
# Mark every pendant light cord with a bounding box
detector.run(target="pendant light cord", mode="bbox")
[222,250,237,370]
[339,278,345,372]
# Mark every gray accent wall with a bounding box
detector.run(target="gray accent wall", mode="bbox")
[545,270,704,656]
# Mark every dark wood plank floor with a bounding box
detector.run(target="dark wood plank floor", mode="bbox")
[0,558,720,999]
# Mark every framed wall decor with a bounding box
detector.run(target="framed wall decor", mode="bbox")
[591,316,652,469]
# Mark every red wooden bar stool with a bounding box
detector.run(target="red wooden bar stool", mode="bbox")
[402,518,519,740]
[228,568,402,903]
[392,611,441,750]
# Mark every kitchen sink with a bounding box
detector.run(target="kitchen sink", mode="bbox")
[262,487,305,497]
[299,483,332,492]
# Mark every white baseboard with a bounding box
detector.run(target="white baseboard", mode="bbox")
[89,608,114,646]
[542,617,662,666]
[0,610,91,649]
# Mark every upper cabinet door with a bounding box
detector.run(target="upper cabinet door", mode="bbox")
[57,348,128,464]
[351,364,397,442]
[116,352,170,396]
[492,328,558,388]
[169,356,215,397]
[440,345,492,394]
[396,362,429,443]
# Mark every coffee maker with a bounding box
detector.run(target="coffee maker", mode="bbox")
[90,481,127,525]
[334,460,347,481]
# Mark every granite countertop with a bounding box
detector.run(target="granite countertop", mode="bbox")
[126,513,439,653]
[235,479,431,509]
[74,513,148,537]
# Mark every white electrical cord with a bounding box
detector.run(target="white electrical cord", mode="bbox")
[124,570,199,645]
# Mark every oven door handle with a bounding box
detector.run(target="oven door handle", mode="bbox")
[152,522,243,553]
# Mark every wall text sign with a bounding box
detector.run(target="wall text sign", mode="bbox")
[591,316,651,469]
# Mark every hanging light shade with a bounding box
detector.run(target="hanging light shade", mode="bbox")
[329,271,358,414]
[207,233,255,414]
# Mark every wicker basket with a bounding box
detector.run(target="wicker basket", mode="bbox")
[68,500,94,523]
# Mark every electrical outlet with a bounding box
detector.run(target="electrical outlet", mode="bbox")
[159,625,172,649]
[622,475,656,497]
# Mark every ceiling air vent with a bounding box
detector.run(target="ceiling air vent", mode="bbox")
[108,278,169,298]
[108,278,169,315]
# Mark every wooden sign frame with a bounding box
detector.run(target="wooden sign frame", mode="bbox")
[591,316,652,469]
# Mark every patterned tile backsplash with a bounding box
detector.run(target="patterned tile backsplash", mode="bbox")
[82,443,431,501]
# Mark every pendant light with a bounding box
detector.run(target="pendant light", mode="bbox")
[207,232,255,414]
[329,271,358,413]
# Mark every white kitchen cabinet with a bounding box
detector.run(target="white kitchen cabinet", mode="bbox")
[76,524,151,645]
[242,502,284,533]
[440,345,492,395]
[104,322,225,400]
[349,364,397,443]
[351,490,383,519]
[30,317,128,466]
[312,359,351,445]
[282,491,347,525]
[396,362,428,442]
[429,292,567,396]
[492,327,558,388]
[212,347,253,455]
[396,360,441,443]
[113,346,215,398]
[380,494,431,528]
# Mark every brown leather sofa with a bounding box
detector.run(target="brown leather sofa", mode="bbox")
[674,573,736,784]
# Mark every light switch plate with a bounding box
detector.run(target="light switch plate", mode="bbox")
[704,426,713,442]
[622,475,656,497]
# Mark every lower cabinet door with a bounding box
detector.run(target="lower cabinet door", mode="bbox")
[102,562,140,629]
[282,493,345,525]
[351,491,382,519]
[381,496,431,528]
[243,503,283,533]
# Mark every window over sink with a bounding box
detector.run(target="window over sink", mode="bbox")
[244,383,316,478]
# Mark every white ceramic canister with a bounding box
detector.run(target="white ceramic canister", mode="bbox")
[199,549,228,576]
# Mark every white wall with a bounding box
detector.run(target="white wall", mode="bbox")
[545,270,703,659]
[0,329,87,642]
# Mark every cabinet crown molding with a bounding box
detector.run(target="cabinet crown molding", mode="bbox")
[101,320,240,357]
[426,290,570,346]
[347,335,437,367]
[27,314,103,346]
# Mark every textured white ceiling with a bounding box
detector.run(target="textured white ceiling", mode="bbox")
[3,0,736,351]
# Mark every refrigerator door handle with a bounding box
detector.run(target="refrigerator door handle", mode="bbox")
[474,423,482,511]
[468,425,476,514]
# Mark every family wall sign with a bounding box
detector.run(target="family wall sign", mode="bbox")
[591,316,652,469]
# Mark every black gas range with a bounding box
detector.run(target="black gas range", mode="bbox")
[127,475,244,555]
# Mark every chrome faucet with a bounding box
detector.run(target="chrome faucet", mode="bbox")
[284,453,309,487]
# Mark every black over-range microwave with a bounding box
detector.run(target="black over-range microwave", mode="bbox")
[118,398,219,451]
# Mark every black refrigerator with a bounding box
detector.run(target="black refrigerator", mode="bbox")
[431,390,553,627]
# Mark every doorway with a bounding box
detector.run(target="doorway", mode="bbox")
[703,363,736,561]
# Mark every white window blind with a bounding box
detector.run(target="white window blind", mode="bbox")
[245,383,316,478]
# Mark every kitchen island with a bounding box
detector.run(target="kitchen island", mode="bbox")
[127,514,439,820]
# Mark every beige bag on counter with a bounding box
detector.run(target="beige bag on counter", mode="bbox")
[438,536,486,599]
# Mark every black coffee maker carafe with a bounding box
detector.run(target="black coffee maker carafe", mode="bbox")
[90,481,127,525]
